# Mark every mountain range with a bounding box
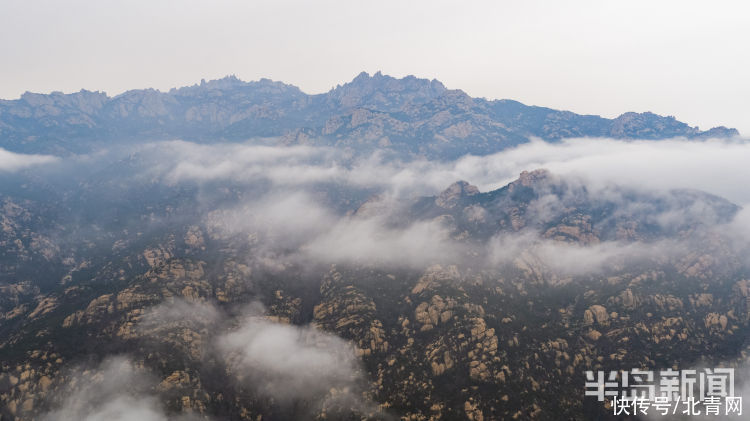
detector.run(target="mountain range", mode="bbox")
[0,72,738,158]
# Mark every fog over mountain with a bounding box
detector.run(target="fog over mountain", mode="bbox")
[1,74,749,420]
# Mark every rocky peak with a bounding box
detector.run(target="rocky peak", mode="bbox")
[344,71,446,92]
[19,90,109,113]
[608,111,697,138]
[171,75,302,98]
[326,71,448,111]
[514,169,551,188]
[436,180,479,209]
[696,126,740,138]
[614,110,742,138]
[185,75,247,92]
[353,195,390,218]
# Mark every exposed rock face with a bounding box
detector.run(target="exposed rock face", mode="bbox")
[411,265,461,295]
[353,195,391,219]
[314,268,388,356]
[435,181,479,209]
[618,289,637,310]
[327,71,447,111]
[511,169,552,189]
[584,305,609,326]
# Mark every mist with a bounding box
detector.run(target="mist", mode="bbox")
[128,137,750,206]
[5,136,749,276]
[41,357,205,421]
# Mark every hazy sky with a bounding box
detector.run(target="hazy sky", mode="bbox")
[1,0,748,134]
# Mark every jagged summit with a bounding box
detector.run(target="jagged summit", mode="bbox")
[436,181,480,209]
[512,169,552,188]
[172,75,248,93]
[169,75,305,98]
[417,168,740,243]
[340,71,446,90]
[609,111,739,138]
[326,71,448,111]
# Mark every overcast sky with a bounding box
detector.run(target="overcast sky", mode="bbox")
[1,0,748,134]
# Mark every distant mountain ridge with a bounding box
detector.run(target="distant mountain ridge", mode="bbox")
[0,71,738,158]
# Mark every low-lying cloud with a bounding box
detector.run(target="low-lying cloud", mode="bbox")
[452,137,750,205]
[138,137,750,206]
[218,315,365,405]
[0,147,58,172]
[133,299,378,417]
[42,357,203,421]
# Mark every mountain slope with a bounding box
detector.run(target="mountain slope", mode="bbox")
[1,169,748,420]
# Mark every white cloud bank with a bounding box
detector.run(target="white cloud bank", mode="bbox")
[218,316,364,403]
[0,147,57,172]
[451,137,750,205]
[143,137,750,206]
